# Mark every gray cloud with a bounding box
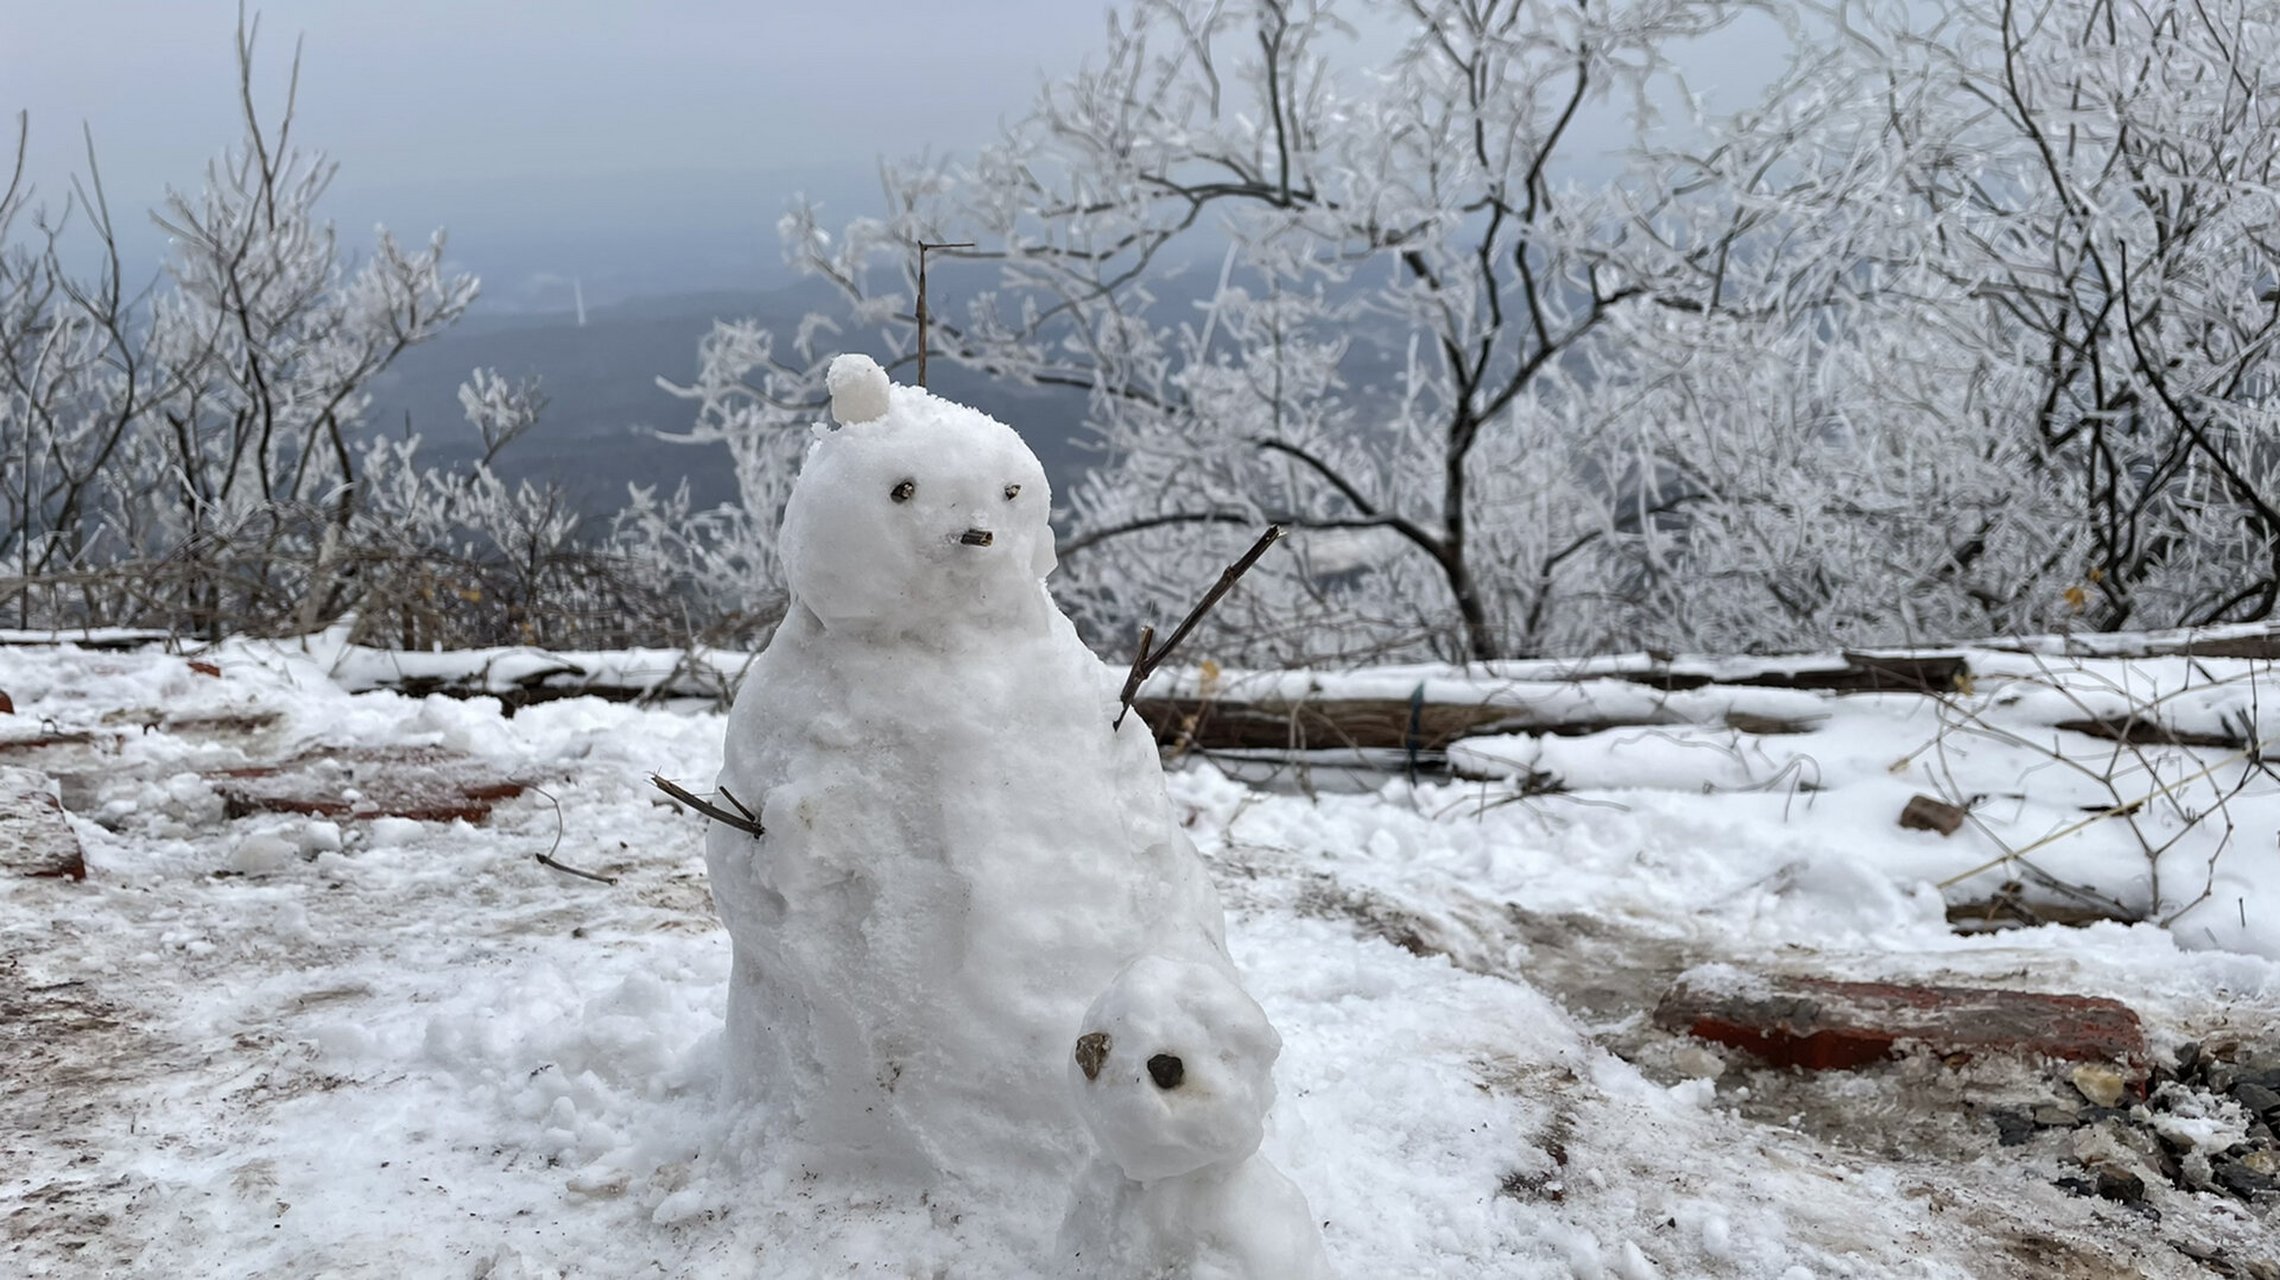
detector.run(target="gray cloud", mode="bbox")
[5,1,1114,294]
[5,3,1796,305]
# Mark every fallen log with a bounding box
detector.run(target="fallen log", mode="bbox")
[1130,689,1826,754]
[1136,695,1541,754]
[0,627,177,650]
[389,669,616,714]
[1973,620,2280,661]
[1609,650,1968,693]
[2052,717,2254,752]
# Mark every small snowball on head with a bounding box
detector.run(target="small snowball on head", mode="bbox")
[828,353,893,425]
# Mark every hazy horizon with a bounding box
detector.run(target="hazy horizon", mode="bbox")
[5,1,1119,309]
[8,3,1796,315]
[7,0,1804,513]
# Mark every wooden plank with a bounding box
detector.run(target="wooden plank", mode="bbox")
[207,747,527,824]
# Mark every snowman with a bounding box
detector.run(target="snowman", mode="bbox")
[1061,954,1333,1279]
[704,354,1229,1198]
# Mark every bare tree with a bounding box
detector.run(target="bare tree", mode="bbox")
[776,0,1783,663]
[748,0,2280,662]
[608,315,832,643]
[1706,0,2280,641]
[0,11,475,636]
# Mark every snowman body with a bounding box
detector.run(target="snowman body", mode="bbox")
[1062,955,1333,1279]
[705,357,1227,1190]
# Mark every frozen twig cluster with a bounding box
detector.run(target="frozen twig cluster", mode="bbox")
[1916,651,2275,933]
[0,17,705,649]
[13,1,2280,666]
[769,0,2280,664]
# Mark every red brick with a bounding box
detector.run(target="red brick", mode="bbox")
[1655,970,2146,1073]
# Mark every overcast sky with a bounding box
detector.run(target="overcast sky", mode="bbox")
[5,2,1791,311]
[5,1,1115,306]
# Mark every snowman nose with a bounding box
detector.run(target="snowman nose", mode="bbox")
[958,528,995,547]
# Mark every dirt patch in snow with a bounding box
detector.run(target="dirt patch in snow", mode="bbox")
[1293,883,2280,1277]
[0,930,170,1271]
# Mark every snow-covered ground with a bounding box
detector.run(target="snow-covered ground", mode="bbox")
[4,635,2277,1277]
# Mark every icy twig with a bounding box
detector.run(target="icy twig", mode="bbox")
[650,773,766,838]
[915,240,976,387]
[536,852,616,886]
[1935,735,2276,891]
[527,784,617,885]
[1921,648,2272,922]
[1113,525,1287,729]
[717,785,760,824]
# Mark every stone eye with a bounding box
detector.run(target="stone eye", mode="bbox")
[891,479,916,503]
[1146,1053,1184,1090]
[1075,1032,1110,1082]
[1004,483,1021,501]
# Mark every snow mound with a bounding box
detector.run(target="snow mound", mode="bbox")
[1062,953,1331,1278]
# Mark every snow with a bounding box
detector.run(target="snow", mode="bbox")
[3,630,2277,1275]
[1159,647,2280,961]
[824,351,894,425]
[1069,954,1281,1184]
[1063,954,1329,1278]
[0,626,175,649]
[2142,1087,2252,1156]
[705,358,1242,1261]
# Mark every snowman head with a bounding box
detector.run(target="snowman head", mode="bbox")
[779,354,1055,629]
[1069,954,1281,1183]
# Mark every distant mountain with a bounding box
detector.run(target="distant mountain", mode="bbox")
[360,281,1099,519]
[358,263,1411,529]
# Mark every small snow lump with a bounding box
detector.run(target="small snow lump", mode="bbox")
[1061,955,1331,1279]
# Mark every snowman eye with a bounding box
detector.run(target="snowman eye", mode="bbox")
[1075,1031,1110,1082]
[891,479,916,503]
[1003,483,1021,501]
[1146,1053,1184,1090]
